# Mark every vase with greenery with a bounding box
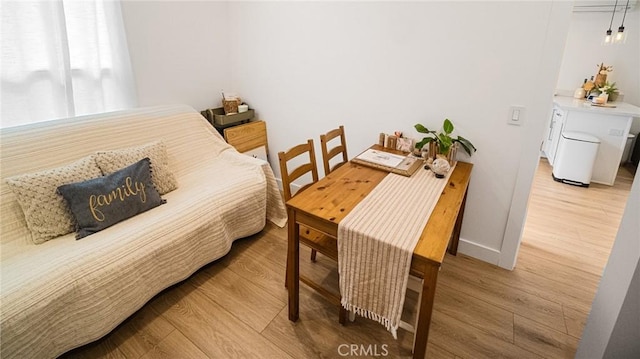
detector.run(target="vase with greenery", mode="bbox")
[414,119,477,163]
[598,81,619,102]
[594,63,613,88]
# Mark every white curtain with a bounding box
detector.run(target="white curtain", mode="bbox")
[1,0,137,128]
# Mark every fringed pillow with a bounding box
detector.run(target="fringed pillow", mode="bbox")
[57,158,165,239]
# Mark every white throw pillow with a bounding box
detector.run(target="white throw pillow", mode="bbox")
[95,140,178,195]
[5,155,103,244]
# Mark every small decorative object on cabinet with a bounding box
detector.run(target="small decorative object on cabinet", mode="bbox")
[379,132,415,153]
[594,63,613,88]
[573,85,586,99]
[414,118,477,165]
[201,107,255,127]
[221,92,241,114]
[598,81,618,102]
[583,76,596,98]
[431,158,451,178]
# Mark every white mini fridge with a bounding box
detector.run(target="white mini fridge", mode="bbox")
[552,131,600,187]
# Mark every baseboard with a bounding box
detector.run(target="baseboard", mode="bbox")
[457,237,501,266]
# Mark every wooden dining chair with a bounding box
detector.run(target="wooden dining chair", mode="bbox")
[278,139,347,324]
[278,139,319,201]
[320,125,349,176]
[312,125,349,262]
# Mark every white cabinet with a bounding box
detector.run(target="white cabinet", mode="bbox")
[543,97,640,186]
[543,106,565,165]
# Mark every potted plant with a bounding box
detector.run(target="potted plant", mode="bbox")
[598,81,619,102]
[414,119,477,164]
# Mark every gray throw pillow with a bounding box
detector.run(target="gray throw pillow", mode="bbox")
[57,158,165,239]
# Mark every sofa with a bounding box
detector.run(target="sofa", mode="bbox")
[0,105,287,358]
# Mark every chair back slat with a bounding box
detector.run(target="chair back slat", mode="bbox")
[278,139,319,201]
[320,125,348,175]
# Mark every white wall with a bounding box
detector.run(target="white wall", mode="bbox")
[556,8,640,133]
[576,171,640,358]
[119,1,574,267]
[227,1,571,265]
[121,1,230,110]
[557,9,640,105]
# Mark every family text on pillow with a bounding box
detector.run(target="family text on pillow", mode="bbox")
[57,158,166,239]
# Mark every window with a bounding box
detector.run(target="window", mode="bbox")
[1,0,136,128]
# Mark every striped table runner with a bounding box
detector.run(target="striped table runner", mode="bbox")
[338,163,455,338]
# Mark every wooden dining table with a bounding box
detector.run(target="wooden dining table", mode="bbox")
[285,145,473,358]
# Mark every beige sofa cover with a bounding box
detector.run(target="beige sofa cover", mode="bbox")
[0,105,287,358]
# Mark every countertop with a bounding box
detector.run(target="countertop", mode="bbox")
[553,96,640,118]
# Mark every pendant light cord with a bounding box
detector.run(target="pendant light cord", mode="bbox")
[620,0,629,27]
[608,0,619,31]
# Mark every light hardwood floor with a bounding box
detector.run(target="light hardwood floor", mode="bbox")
[62,160,635,359]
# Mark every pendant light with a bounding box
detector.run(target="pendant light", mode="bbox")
[614,0,630,44]
[603,0,618,45]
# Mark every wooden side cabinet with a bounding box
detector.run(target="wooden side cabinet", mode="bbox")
[223,121,269,160]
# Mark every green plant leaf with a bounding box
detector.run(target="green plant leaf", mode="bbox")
[415,137,433,149]
[415,124,431,134]
[443,118,454,135]
[438,133,452,146]
[437,134,451,154]
[417,119,476,156]
[456,141,473,156]
[456,136,476,152]
[455,136,477,156]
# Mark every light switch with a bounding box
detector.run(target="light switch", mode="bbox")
[508,106,525,126]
